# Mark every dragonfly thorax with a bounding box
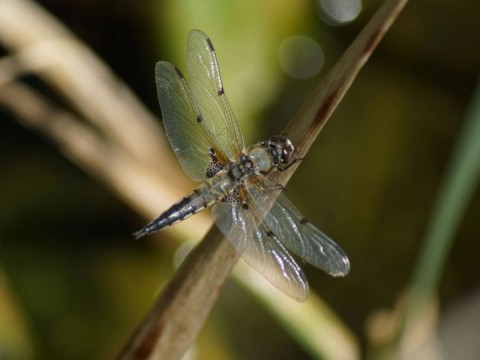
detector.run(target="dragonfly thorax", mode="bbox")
[226,155,256,184]
[237,135,295,176]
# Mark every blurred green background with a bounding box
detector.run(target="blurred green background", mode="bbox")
[1,0,479,359]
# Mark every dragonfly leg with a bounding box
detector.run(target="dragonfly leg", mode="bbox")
[279,156,304,171]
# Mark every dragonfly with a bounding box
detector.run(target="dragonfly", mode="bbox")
[134,29,350,301]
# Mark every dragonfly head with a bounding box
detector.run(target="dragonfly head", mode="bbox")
[266,136,294,170]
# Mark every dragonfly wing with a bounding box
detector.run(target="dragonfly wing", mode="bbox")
[212,194,309,302]
[247,176,350,277]
[186,29,245,161]
[155,61,216,182]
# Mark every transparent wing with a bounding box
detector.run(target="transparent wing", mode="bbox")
[155,61,214,182]
[211,193,309,302]
[247,176,350,277]
[186,29,245,160]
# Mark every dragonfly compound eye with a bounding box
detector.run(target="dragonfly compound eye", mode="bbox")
[268,136,294,166]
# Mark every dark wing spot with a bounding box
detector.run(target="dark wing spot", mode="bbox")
[174,66,185,78]
[221,190,241,204]
[197,114,203,123]
[206,38,215,52]
[206,160,223,178]
[218,87,225,95]
[266,230,275,237]
[300,218,309,225]
[242,202,249,210]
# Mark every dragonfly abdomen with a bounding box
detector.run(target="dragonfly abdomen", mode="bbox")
[133,191,205,239]
[133,175,234,239]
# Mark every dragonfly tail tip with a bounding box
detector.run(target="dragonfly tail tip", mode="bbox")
[133,229,147,241]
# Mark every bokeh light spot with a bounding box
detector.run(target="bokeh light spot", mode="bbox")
[278,36,325,80]
[317,0,362,26]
